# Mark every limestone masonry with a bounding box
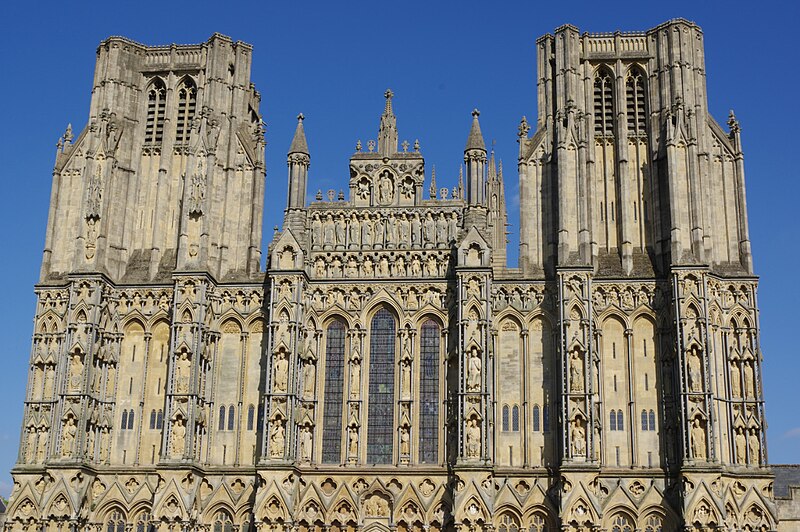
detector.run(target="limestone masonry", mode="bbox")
[3,20,785,531]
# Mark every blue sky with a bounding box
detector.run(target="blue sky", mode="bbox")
[0,0,798,496]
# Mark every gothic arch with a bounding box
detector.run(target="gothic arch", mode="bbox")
[217,313,245,333]
[493,307,525,330]
[597,309,630,330]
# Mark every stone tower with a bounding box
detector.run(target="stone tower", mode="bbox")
[3,20,780,532]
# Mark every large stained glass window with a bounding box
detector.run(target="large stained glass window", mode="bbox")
[322,320,345,463]
[367,308,396,464]
[419,320,440,463]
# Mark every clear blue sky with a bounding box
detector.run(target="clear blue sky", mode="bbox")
[0,0,798,497]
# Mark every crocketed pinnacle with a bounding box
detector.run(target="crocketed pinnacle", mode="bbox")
[465,109,486,151]
[378,89,398,155]
[288,113,309,155]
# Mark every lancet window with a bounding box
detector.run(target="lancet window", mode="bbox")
[419,320,440,463]
[625,67,647,135]
[144,78,166,144]
[322,320,345,463]
[106,510,125,532]
[367,308,396,464]
[213,510,234,532]
[175,77,197,144]
[594,68,615,136]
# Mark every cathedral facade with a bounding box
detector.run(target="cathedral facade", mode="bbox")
[4,19,780,532]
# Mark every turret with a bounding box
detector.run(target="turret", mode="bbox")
[378,89,398,156]
[486,150,508,270]
[287,113,310,210]
[464,109,487,206]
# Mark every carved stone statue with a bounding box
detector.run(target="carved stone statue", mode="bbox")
[349,353,361,399]
[423,213,435,245]
[323,214,335,248]
[348,214,360,248]
[299,426,312,462]
[273,350,289,392]
[175,351,191,393]
[171,417,186,457]
[385,214,396,247]
[36,428,48,462]
[687,346,703,392]
[744,360,755,398]
[68,353,83,392]
[400,425,410,455]
[311,214,322,248]
[571,420,586,456]
[735,427,746,464]
[466,309,480,341]
[270,421,285,458]
[61,417,77,458]
[379,172,394,204]
[411,213,421,246]
[569,350,584,393]
[303,360,316,398]
[465,418,480,458]
[401,359,411,399]
[362,215,373,247]
[348,426,359,457]
[467,347,482,391]
[435,213,447,244]
[447,212,458,243]
[748,429,760,465]
[730,361,741,398]
[691,418,707,460]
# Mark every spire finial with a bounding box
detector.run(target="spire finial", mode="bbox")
[472,108,480,118]
[378,89,398,155]
[430,165,437,199]
[465,108,486,151]
[288,112,309,155]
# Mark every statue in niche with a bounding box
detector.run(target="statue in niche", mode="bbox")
[373,216,385,248]
[466,278,480,299]
[303,359,316,398]
[276,311,290,343]
[426,254,438,276]
[299,425,312,462]
[362,256,374,277]
[466,309,480,341]
[86,163,103,219]
[465,418,480,458]
[86,427,95,458]
[171,417,186,457]
[99,428,109,462]
[349,214,360,248]
[447,212,459,243]
[362,215,373,247]
[378,255,390,276]
[36,428,48,462]
[348,426,359,457]
[411,213,422,246]
[26,428,36,462]
[569,349,584,393]
[687,346,703,392]
[378,172,394,204]
[315,257,326,277]
[467,346,482,391]
[345,256,358,277]
[175,351,191,393]
[730,361,741,398]
[278,281,292,300]
[273,350,289,392]
[423,212,435,245]
[401,358,412,399]
[323,214,335,248]
[571,419,586,456]
[84,218,97,259]
[188,157,206,215]
[335,215,346,248]
[349,352,361,399]
[400,425,410,455]
[735,427,746,464]
[44,365,55,398]
[357,178,370,200]
[311,214,322,248]
[68,353,83,392]
[748,429,760,464]
[270,421,285,457]
[410,255,422,277]
[386,214,397,247]
[691,418,707,460]
[61,416,77,458]
[744,360,755,398]
[398,213,410,246]
[393,254,406,276]
[435,213,447,244]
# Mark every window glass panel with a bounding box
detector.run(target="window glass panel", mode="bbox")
[512,405,520,432]
[122,410,128,430]
[228,405,235,431]
[418,320,439,463]
[642,410,648,431]
[649,410,656,432]
[175,79,197,144]
[247,405,255,431]
[610,410,616,431]
[157,410,163,430]
[617,410,624,431]
[533,405,540,432]
[219,406,226,431]
[128,410,135,430]
[502,405,509,432]
[322,321,345,463]
[594,70,614,136]
[367,309,396,464]
[150,410,156,430]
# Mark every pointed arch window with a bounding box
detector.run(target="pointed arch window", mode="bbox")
[648,410,656,431]
[247,405,255,431]
[122,410,128,430]
[218,406,226,431]
[156,410,163,430]
[322,320,346,463]
[367,308,396,464]
[643,515,663,532]
[625,68,647,135]
[594,68,615,136]
[610,410,617,431]
[106,510,125,532]
[611,515,634,532]
[175,78,197,145]
[543,404,550,433]
[213,510,234,532]
[512,405,520,432]
[150,409,157,430]
[617,410,624,431]
[419,320,440,464]
[145,78,166,144]
[497,513,519,532]
[530,513,549,532]
[135,511,154,532]
[502,405,510,432]
[227,405,235,431]
[533,405,541,432]
[641,409,649,431]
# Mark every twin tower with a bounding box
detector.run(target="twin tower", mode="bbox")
[5,19,777,532]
